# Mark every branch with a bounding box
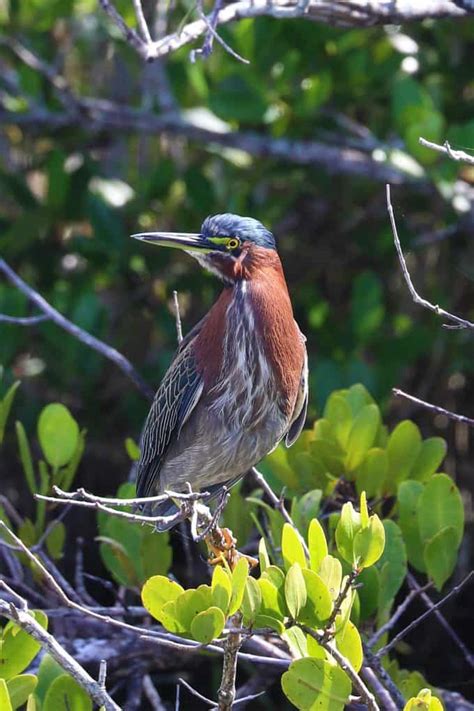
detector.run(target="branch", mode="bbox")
[406,572,474,670]
[0,258,154,401]
[367,582,433,649]
[0,593,120,711]
[419,137,474,165]
[0,313,49,325]
[376,571,474,661]
[144,0,468,61]
[392,389,474,427]
[0,102,412,184]
[386,184,474,330]
[218,616,242,710]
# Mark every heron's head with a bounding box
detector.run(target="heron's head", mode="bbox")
[132,213,277,284]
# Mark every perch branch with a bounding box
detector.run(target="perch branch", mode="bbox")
[0,258,154,401]
[218,615,242,710]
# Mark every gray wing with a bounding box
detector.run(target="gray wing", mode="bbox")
[136,339,203,498]
[285,335,308,447]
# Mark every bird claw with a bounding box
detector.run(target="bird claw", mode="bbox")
[205,526,258,570]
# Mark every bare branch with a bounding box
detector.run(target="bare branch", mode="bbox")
[407,572,474,670]
[419,137,474,165]
[392,388,474,427]
[376,571,474,660]
[386,184,474,330]
[360,666,399,711]
[218,615,242,711]
[0,258,154,400]
[98,0,149,58]
[132,0,153,44]
[0,313,49,325]
[368,582,432,649]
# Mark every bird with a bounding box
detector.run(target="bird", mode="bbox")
[132,213,308,531]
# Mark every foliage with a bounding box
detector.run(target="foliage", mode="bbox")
[0,614,90,711]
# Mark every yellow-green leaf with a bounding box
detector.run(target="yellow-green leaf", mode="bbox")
[190,607,225,644]
[335,621,363,672]
[282,523,307,571]
[285,563,307,620]
[43,674,92,711]
[0,612,47,680]
[212,566,232,614]
[0,680,13,711]
[281,657,351,711]
[229,558,249,615]
[141,575,184,622]
[37,404,79,468]
[308,518,328,573]
[6,674,37,710]
[424,526,459,591]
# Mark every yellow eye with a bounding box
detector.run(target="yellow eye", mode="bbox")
[227,238,240,250]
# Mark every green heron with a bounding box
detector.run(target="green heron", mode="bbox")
[132,214,308,531]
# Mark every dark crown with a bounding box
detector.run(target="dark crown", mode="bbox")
[201,214,276,250]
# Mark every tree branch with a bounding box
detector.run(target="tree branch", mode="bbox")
[419,137,474,165]
[0,258,154,401]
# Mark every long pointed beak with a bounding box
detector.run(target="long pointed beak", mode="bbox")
[131,231,222,253]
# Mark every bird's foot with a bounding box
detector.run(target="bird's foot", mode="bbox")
[205,526,258,570]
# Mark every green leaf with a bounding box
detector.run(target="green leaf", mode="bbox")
[141,575,184,623]
[308,518,328,573]
[58,429,86,491]
[335,620,363,672]
[37,403,79,468]
[258,537,270,572]
[35,654,63,705]
[258,578,285,619]
[281,657,351,711]
[354,514,385,569]
[45,521,65,560]
[418,474,464,548]
[351,271,384,341]
[403,688,444,711]
[125,437,140,461]
[292,490,323,536]
[212,566,232,614]
[229,558,249,615]
[282,626,308,659]
[398,481,426,572]
[0,680,12,711]
[355,448,388,498]
[282,523,307,571]
[43,674,92,711]
[410,438,446,482]
[335,502,361,566]
[357,567,380,620]
[174,587,212,631]
[376,520,407,610]
[385,421,422,491]
[424,526,459,591]
[159,599,187,634]
[0,380,20,444]
[15,421,36,494]
[345,404,380,471]
[6,674,37,710]
[319,556,342,601]
[209,75,267,123]
[324,394,352,449]
[190,607,226,644]
[253,615,285,634]
[140,530,172,581]
[241,576,262,624]
[298,569,333,627]
[0,611,47,680]
[285,563,307,620]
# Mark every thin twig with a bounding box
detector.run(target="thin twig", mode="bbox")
[98,0,148,57]
[321,569,358,643]
[132,0,153,44]
[419,137,474,165]
[392,389,474,427]
[363,647,405,710]
[361,666,399,711]
[0,313,49,325]
[0,258,154,401]
[386,184,474,330]
[179,677,217,706]
[377,571,474,660]
[368,582,432,649]
[406,572,474,669]
[143,675,167,710]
